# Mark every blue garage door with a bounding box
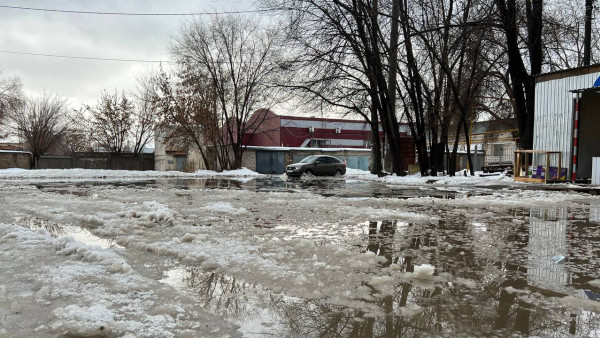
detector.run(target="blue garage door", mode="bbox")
[345,156,369,171]
[256,151,286,174]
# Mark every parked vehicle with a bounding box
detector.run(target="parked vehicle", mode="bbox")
[286,155,346,177]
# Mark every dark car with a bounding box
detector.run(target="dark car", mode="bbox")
[286,155,346,177]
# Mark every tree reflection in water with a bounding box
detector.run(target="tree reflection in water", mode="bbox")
[178,208,600,337]
[183,268,263,322]
[268,210,600,337]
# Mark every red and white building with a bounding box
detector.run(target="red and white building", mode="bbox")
[244,109,412,149]
[155,109,416,173]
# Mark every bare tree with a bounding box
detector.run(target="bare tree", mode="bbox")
[170,14,286,170]
[544,1,600,69]
[0,72,23,137]
[61,127,91,153]
[400,0,499,175]
[153,67,220,170]
[493,0,543,150]
[263,0,408,176]
[584,0,594,65]
[81,90,134,153]
[7,93,69,162]
[130,72,158,154]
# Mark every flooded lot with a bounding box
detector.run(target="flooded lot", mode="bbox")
[1,175,599,336]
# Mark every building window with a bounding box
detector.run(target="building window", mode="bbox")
[310,139,330,148]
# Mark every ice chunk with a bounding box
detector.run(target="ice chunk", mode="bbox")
[552,254,565,264]
[203,202,246,214]
[412,264,435,279]
[505,286,528,295]
[180,233,195,243]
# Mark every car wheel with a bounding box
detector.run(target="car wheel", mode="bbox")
[304,169,313,176]
[335,169,343,176]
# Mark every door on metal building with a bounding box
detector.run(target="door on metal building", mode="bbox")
[256,151,285,174]
[175,157,187,171]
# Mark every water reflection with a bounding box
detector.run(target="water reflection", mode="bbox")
[160,266,287,335]
[33,177,478,200]
[19,217,119,249]
[157,206,600,337]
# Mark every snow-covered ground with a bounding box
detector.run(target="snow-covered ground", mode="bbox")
[0,167,261,180]
[1,168,600,336]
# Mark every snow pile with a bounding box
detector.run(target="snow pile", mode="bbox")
[0,222,242,337]
[365,209,438,223]
[505,286,528,295]
[53,236,132,273]
[345,168,378,179]
[51,304,116,334]
[412,264,435,279]
[203,202,247,214]
[0,167,261,180]
[0,168,187,179]
[119,201,177,226]
[1,222,50,247]
[195,167,262,177]
[345,168,518,187]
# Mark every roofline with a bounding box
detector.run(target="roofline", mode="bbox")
[571,87,600,94]
[278,114,410,125]
[278,114,371,124]
[536,64,600,83]
[244,146,371,152]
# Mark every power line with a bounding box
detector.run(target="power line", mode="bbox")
[0,50,171,63]
[0,4,279,16]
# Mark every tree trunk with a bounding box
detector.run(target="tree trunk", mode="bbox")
[449,116,464,176]
[385,0,403,175]
[462,112,474,175]
[496,0,543,150]
[370,105,384,175]
[584,0,594,65]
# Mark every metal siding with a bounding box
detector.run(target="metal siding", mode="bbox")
[357,156,369,171]
[592,157,600,185]
[256,151,286,174]
[533,72,600,167]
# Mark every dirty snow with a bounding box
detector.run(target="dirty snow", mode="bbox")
[1,169,600,336]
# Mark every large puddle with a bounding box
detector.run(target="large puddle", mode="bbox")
[33,177,488,200]
[153,207,600,336]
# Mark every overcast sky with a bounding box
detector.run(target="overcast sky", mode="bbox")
[0,0,256,108]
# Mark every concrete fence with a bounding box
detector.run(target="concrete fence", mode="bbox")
[0,151,32,169]
[37,153,154,171]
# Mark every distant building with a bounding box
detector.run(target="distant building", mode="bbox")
[154,109,416,173]
[154,127,205,172]
[244,109,412,149]
[0,141,25,152]
[0,150,32,169]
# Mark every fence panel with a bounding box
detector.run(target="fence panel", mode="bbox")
[38,153,154,171]
[37,156,72,169]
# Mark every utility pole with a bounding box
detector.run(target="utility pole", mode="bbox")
[584,0,594,66]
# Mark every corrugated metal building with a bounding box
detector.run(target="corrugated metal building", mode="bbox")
[534,64,600,181]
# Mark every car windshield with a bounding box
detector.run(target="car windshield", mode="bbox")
[299,156,318,164]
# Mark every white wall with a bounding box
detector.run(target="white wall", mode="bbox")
[533,71,600,169]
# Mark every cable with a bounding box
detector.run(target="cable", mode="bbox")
[0,4,280,16]
[0,50,171,63]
